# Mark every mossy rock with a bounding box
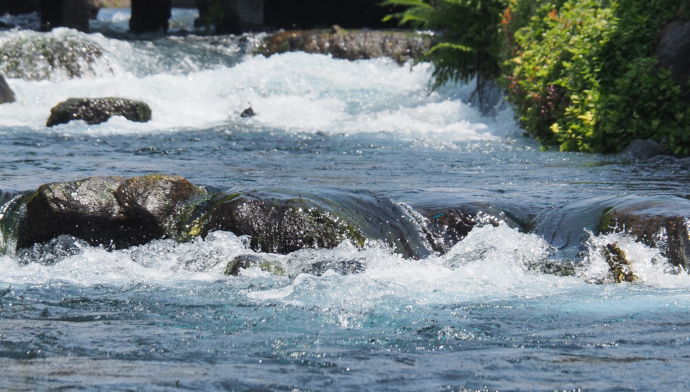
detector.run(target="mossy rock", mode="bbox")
[0,33,103,80]
[14,174,207,251]
[259,29,431,64]
[599,196,690,270]
[224,254,285,276]
[46,97,152,127]
[203,194,365,254]
[603,243,638,283]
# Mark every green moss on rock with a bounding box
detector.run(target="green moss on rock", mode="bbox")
[47,97,152,127]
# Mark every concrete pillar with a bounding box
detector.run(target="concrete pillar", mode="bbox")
[130,0,172,33]
[39,0,91,32]
[196,0,263,34]
[0,0,39,15]
[263,0,395,29]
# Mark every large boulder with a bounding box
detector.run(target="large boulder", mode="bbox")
[7,176,371,255]
[0,74,15,104]
[200,194,366,254]
[0,33,104,80]
[260,28,431,64]
[15,175,207,250]
[599,196,690,270]
[46,97,152,126]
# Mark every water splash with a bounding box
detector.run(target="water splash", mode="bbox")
[578,230,689,287]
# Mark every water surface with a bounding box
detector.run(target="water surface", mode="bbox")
[0,17,689,391]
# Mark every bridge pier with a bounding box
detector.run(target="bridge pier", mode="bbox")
[196,0,263,34]
[28,0,394,35]
[130,0,172,33]
[39,0,91,32]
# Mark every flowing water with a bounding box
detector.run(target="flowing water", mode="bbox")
[1,10,690,392]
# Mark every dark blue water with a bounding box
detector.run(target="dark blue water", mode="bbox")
[1,12,690,391]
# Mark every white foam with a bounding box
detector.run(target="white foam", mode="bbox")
[0,231,250,286]
[0,31,520,141]
[1,224,689,321]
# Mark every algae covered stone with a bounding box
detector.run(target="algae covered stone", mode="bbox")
[599,196,690,270]
[15,175,207,250]
[46,97,152,127]
[0,33,104,80]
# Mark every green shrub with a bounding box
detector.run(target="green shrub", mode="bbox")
[382,0,507,106]
[505,0,690,154]
[385,0,690,155]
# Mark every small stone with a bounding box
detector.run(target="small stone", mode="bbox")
[603,243,637,283]
[0,74,15,104]
[240,107,256,118]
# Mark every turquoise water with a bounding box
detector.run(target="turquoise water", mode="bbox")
[1,15,690,391]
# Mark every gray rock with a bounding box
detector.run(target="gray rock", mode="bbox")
[17,176,127,249]
[46,97,152,127]
[260,29,431,64]
[0,34,104,80]
[599,196,690,270]
[0,74,15,104]
[15,174,206,250]
[202,195,365,254]
[621,139,669,160]
[657,20,690,96]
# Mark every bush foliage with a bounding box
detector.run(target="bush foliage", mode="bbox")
[382,0,506,104]
[386,0,690,155]
[506,0,690,154]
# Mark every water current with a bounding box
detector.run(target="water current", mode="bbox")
[1,9,690,392]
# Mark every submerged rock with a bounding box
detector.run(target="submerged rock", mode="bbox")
[17,235,88,265]
[224,254,285,276]
[15,175,206,250]
[302,258,365,276]
[259,28,431,64]
[0,33,104,80]
[46,98,152,127]
[224,253,365,277]
[0,74,15,104]
[415,201,528,255]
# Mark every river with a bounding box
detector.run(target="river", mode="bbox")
[0,9,689,392]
